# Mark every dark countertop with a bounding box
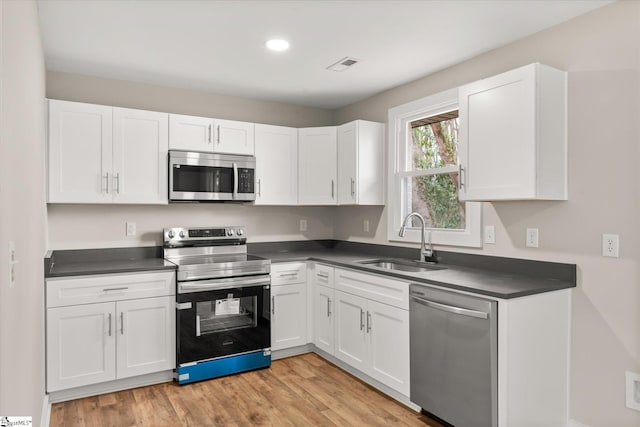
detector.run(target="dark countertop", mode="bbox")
[249,241,576,299]
[45,246,176,278]
[45,240,576,299]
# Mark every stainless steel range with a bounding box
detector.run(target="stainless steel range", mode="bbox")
[164,226,271,385]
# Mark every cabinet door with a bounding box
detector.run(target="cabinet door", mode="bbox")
[271,283,307,351]
[314,284,335,355]
[112,108,169,204]
[47,302,116,392]
[214,119,255,155]
[298,127,337,205]
[48,100,113,203]
[254,124,298,205]
[116,296,175,379]
[168,113,214,151]
[367,300,410,396]
[337,121,358,204]
[334,290,368,371]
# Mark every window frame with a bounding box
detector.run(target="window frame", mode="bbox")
[387,88,482,248]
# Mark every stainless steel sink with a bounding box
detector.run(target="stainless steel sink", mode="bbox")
[357,258,445,273]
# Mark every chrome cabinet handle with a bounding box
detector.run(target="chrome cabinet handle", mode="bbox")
[217,125,221,144]
[459,164,465,190]
[103,287,128,292]
[331,180,335,199]
[208,124,212,143]
[120,312,124,335]
[108,313,112,336]
[366,311,371,333]
[271,296,275,315]
[360,309,365,331]
[278,272,298,278]
[104,172,110,194]
[114,173,120,194]
[328,299,332,317]
[350,178,355,197]
[257,179,261,197]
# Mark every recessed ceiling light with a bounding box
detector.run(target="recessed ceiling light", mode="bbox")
[266,39,290,52]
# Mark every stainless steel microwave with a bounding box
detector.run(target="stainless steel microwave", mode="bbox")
[169,150,256,202]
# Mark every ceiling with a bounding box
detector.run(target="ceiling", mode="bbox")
[37,0,611,109]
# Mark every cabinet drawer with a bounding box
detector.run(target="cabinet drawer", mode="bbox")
[271,262,307,286]
[46,271,175,308]
[314,264,334,288]
[335,268,409,310]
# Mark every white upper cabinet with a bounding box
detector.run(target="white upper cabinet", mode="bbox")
[112,108,168,204]
[48,100,113,203]
[168,114,255,155]
[298,126,337,205]
[458,63,567,201]
[168,114,214,152]
[254,124,298,205]
[337,120,385,205]
[48,100,168,204]
[214,119,255,155]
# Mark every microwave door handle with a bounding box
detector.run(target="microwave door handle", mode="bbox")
[233,162,238,200]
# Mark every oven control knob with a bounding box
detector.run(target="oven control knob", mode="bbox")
[179,230,186,238]
[168,230,175,239]
[227,229,234,237]
[236,228,244,236]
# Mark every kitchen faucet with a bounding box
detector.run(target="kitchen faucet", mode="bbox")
[399,212,437,263]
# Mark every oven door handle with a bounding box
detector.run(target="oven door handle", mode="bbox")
[179,276,270,293]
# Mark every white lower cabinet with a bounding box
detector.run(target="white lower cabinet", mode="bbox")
[271,262,308,351]
[46,271,175,393]
[314,284,335,355]
[271,283,307,351]
[334,289,410,396]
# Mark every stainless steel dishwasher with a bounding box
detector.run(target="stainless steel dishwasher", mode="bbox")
[409,283,498,427]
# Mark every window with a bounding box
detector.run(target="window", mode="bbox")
[387,89,481,247]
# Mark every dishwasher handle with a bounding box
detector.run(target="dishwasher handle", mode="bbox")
[411,295,489,319]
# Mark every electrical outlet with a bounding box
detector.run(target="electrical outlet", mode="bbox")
[126,222,136,237]
[299,219,307,232]
[626,371,640,411]
[363,220,370,233]
[484,225,495,244]
[526,228,539,248]
[8,241,16,288]
[602,233,619,258]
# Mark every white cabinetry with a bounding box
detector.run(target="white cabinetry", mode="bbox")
[458,63,567,201]
[168,114,254,155]
[271,262,307,351]
[46,271,175,393]
[313,264,335,355]
[337,120,385,205]
[254,124,298,205]
[48,100,168,204]
[298,127,337,205]
[333,268,410,396]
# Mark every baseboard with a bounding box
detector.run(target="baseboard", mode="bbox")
[313,347,420,412]
[41,393,51,427]
[47,370,174,403]
[567,419,590,427]
[271,344,314,360]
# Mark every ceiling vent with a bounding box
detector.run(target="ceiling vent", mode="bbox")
[327,57,360,72]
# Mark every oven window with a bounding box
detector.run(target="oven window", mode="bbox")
[173,165,234,193]
[196,294,257,335]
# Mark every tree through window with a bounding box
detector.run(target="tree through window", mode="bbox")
[404,110,465,230]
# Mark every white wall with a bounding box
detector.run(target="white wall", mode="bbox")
[0,0,47,424]
[333,2,640,426]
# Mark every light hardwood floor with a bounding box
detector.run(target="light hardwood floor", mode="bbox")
[50,353,443,427]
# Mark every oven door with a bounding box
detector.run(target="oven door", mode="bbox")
[176,276,270,365]
[169,151,255,202]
